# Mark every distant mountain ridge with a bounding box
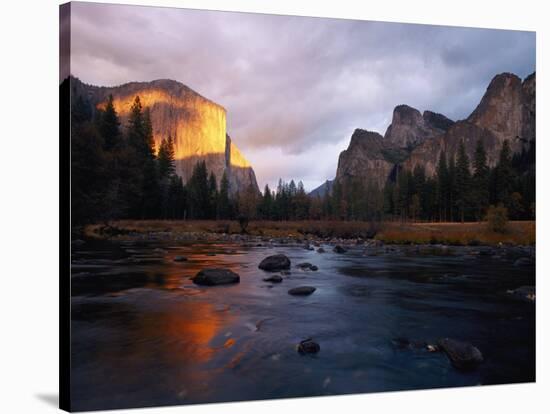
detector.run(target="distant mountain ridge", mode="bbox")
[70,76,259,194]
[310,71,535,196]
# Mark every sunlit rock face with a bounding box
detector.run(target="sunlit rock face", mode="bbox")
[225,135,258,193]
[73,77,258,194]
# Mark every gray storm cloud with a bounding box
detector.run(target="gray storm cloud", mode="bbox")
[68,2,535,191]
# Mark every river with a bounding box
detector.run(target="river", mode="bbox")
[70,238,535,411]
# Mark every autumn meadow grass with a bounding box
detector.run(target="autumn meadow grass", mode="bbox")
[85,219,535,246]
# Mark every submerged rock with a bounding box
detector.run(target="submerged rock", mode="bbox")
[437,338,483,370]
[508,285,536,302]
[333,245,347,254]
[259,254,291,271]
[288,286,316,296]
[192,268,240,286]
[297,338,320,354]
[514,257,534,267]
[263,275,283,283]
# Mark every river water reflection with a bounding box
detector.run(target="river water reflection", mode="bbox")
[70,239,535,411]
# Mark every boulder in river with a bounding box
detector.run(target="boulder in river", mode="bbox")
[259,254,291,271]
[508,285,536,302]
[192,268,240,286]
[317,247,325,253]
[288,286,316,296]
[333,245,347,254]
[263,275,283,283]
[297,338,320,354]
[297,262,318,271]
[173,255,187,262]
[437,338,483,370]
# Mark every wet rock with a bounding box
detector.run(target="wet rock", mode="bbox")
[263,275,283,283]
[173,255,187,262]
[192,268,240,286]
[508,285,536,302]
[317,247,325,253]
[297,338,320,354]
[259,254,291,271]
[514,257,534,267]
[437,338,483,370]
[333,245,347,254]
[288,286,316,296]
[426,344,439,352]
[297,262,318,271]
[281,270,292,276]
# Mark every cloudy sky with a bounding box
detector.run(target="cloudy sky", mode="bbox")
[68,2,535,192]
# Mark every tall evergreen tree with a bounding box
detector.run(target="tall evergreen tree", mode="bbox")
[217,171,232,219]
[472,139,490,220]
[208,172,218,219]
[99,94,121,151]
[187,161,210,219]
[158,135,176,180]
[494,140,514,208]
[436,150,449,221]
[455,140,471,222]
[259,184,273,219]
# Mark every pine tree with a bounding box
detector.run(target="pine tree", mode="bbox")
[259,184,273,219]
[494,140,514,208]
[158,136,176,180]
[99,94,121,151]
[448,154,456,221]
[436,150,449,221]
[217,171,232,219]
[455,140,471,222]
[472,139,489,220]
[187,161,209,219]
[208,172,218,219]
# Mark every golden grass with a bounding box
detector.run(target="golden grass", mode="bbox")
[375,221,535,246]
[85,219,535,246]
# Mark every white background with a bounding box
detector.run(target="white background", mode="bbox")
[0,0,547,413]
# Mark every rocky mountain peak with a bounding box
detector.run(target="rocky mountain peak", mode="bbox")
[349,129,384,149]
[467,72,526,150]
[384,104,451,148]
[422,110,454,132]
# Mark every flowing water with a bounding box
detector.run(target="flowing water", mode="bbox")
[70,239,535,411]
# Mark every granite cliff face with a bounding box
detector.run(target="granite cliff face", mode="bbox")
[335,129,395,189]
[318,72,535,195]
[405,72,536,173]
[467,73,533,152]
[71,77,259,194]
[384,105,454,148]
